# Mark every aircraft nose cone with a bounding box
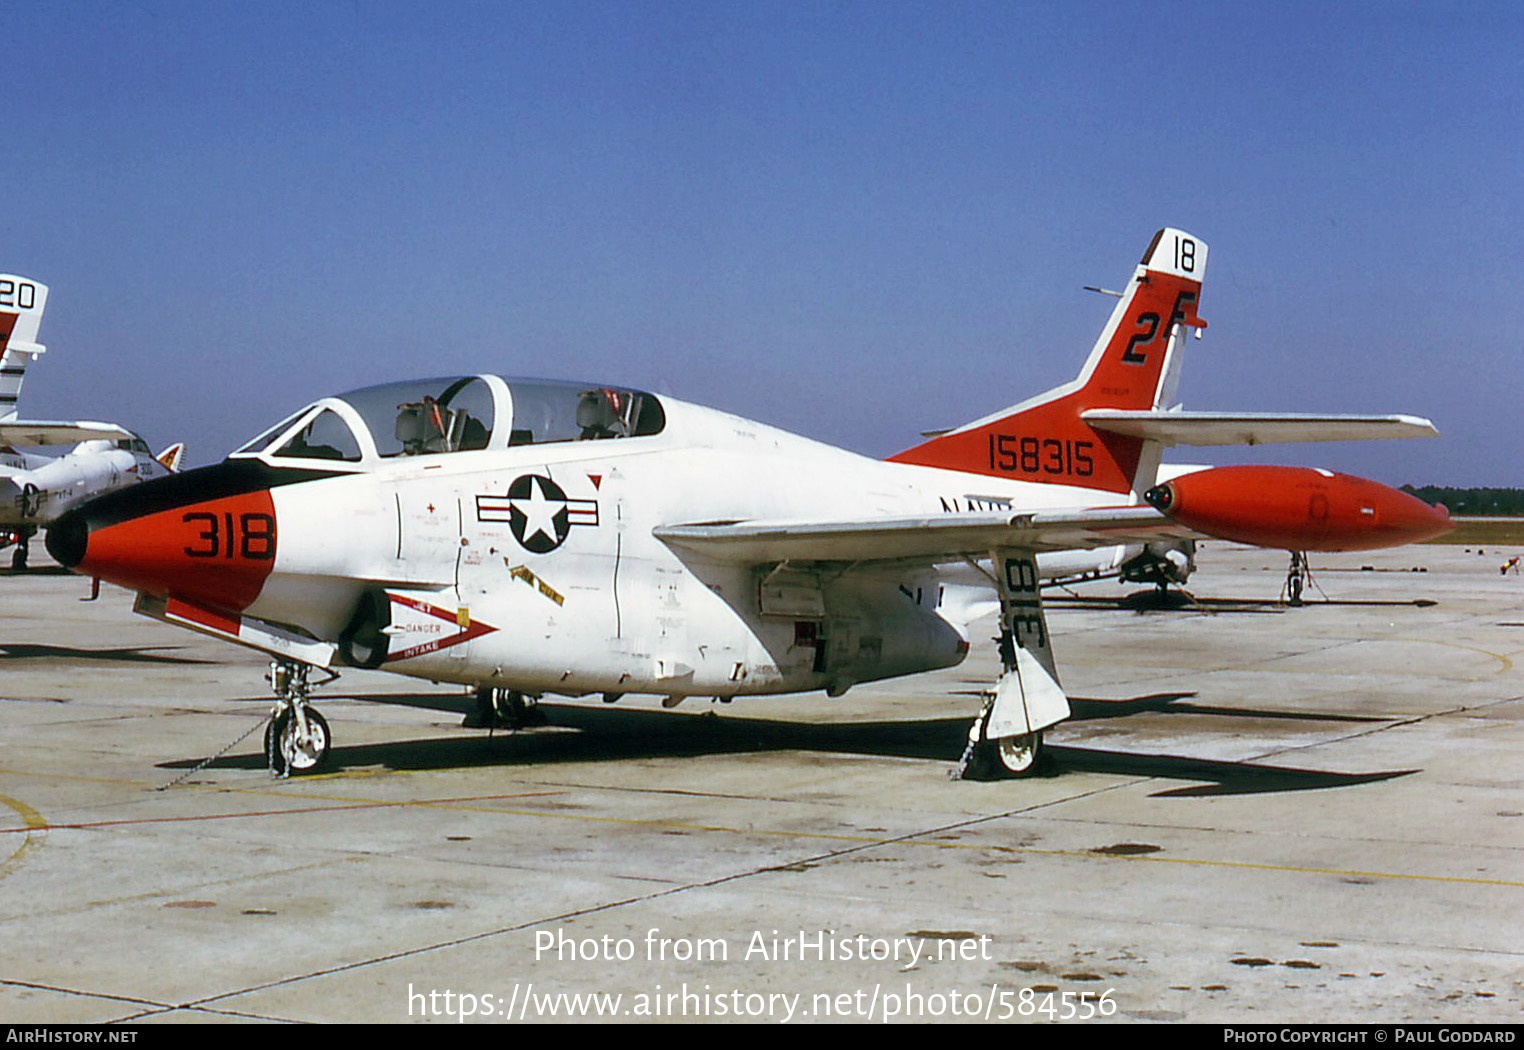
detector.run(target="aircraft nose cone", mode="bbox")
[44,510,87,568]
[48,460,283,611]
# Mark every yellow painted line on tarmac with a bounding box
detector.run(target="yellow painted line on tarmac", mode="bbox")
[0,790,570,834]
[3,770,1519,893]
[1399,638,1514,676]
[0,794,48,881]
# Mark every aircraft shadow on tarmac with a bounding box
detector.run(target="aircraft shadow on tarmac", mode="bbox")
[0,643,214,665]
[177,690,1416,798]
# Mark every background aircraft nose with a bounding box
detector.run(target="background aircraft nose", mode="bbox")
[46,460,284,611]
[44,508,87,567]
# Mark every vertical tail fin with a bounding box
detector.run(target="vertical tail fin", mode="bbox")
[156,442,187,472]
[0,276,49,424]
[889,229,1207,496]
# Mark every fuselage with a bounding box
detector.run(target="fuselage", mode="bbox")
[1,439,170,527]
[51,375,1140,701]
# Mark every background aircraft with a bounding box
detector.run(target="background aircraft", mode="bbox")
[49,230,1450,777]
[0,274,184,568]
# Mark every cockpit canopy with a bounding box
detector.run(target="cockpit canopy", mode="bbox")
[232,375,665,467]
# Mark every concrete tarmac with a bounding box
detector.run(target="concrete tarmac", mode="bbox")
[1,543,1521,1024]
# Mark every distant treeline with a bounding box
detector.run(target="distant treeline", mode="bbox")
[1402,486,1524,516]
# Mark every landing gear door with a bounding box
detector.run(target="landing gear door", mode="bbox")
[987,551,1070,738]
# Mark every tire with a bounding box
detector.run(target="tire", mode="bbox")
[996,732,1042,774]
[266,708,331,776]
[963,725,1045,781]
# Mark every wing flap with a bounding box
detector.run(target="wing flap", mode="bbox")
[654,506,1193,565]
[1081,410,1437,447]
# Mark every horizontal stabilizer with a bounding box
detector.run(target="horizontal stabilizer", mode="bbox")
[1081,410,1438,447]
[0,420,136,447]
[655,506,1194,566]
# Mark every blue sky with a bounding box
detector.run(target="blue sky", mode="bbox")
[6,1,1520,484]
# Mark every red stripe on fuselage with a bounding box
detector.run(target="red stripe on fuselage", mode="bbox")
[164,596,244,636]
[384,595,498,663]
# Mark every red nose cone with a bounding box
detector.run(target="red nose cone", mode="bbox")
[54,483,278,612]
[1145,466,1452,552]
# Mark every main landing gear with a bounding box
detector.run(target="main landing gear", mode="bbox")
[463,687,546,730]
[957,694,1045,780]
[6,526,35,570]
[1283,551,1315,607]
[953,552,1071,781]
[264,659,337,776]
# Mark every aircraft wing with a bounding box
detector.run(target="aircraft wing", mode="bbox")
[0,420,135,447]
[1080,410,1437,447]
[654,506,1194,566]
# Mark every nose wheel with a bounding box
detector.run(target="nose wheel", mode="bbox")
[266,707,331,776]
[264,660,337,776]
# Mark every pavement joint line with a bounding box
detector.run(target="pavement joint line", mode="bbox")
[138,792,1524,1013]
[1240,691,1524,769]
[150,807,1058,1009]
[8,765,1521,890]
[0,977,168,1010]
[0,977,305,1024]
[21,797,1518,890]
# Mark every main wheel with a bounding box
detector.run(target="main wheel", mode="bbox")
[963,722,1045,781]
[266,708,331,776]
[996,732,1042,774]
[493,689,547,728]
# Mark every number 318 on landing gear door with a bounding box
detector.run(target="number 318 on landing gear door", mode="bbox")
[987,435,1094,478]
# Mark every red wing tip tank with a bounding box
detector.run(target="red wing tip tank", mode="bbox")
[1143,466,1453,552]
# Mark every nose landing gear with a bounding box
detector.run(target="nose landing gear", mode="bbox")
[265,659,338,776]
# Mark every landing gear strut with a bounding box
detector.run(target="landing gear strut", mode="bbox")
[264,659,337,776]
[9,526,35,570]
[1284,551,1312,607]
